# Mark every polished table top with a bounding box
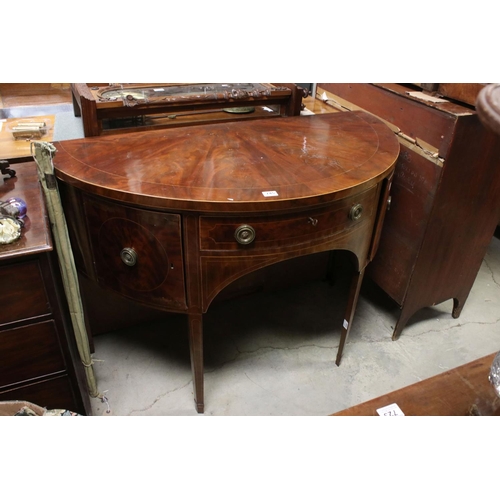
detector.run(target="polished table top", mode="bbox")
[52,112,399,213]
[0,115,55,162]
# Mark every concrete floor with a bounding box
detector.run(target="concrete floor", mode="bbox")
[89,234,500,416]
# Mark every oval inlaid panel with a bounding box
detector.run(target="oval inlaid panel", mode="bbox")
[97,217,169,292]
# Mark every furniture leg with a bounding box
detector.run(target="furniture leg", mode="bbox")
[391,307,415,341]
[188,313,204,413]
[452,296,467,319]
[335,267,365,366]
[392,291,470,341]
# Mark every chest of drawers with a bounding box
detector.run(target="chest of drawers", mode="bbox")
[0,164,90,414]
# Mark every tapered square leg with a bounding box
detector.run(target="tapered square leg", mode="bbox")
[188,313,204,413]
[336,268,365,366]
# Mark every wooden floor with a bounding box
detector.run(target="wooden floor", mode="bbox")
[0,84,72,108]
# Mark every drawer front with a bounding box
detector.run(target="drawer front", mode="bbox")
[83,196,187,311]
[0,320,66,388]
[0,375,83,414]
[200,188,378,253]
[0,261,51,325]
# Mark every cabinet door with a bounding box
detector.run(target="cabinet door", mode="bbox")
[83,196,187,311]
[368,144,442,305]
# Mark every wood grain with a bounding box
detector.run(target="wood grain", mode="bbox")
[333,353,500,416]
[53,112,399,213]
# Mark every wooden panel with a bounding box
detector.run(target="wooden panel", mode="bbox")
[0,320,66,387]
[367,144,442,304]
[83,195,187,311]
[0,261,51,325]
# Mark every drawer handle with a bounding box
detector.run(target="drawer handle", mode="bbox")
[120,247,138,266]
[234,225,256,245]
[349,203,363,221]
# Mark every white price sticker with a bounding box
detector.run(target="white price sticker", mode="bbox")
[376,403,405,416]
[262,191,279,197]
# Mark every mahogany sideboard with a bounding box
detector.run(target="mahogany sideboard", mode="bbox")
[0,163,91,414]
[71,83,307,137]
[318,83,500,339]
[53,112,399,413]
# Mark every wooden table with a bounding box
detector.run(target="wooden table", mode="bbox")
[0,115,55,163]
[52,112,399,413]
[71,83,306,137]
[333,353,500,416]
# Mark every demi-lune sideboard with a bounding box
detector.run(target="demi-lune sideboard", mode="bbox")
[53,112,399,412]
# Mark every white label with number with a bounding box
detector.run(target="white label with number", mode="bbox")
[376,403,405,416]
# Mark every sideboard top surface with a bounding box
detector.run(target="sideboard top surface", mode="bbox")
[53,112,399,213]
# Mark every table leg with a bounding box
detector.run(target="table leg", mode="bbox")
[391,306,415,341]
[188,313,204,413]
[335,268,365,366]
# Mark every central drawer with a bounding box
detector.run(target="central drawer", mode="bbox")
[199,187,378,253]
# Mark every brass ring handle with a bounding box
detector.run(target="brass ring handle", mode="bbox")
[120,247,138,266]
[349,203,363,221]
[234,225,256,245]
